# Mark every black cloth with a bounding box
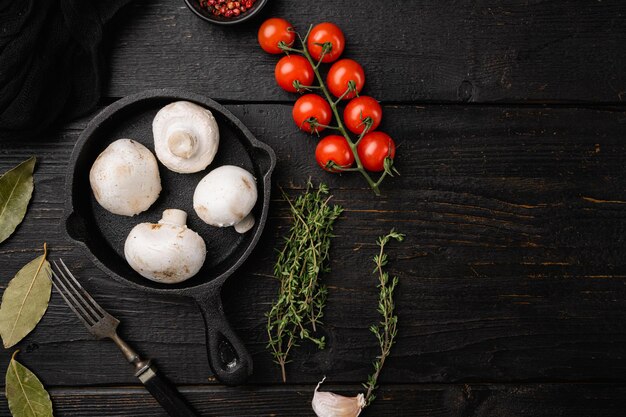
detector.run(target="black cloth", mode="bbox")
[0,0,131,140]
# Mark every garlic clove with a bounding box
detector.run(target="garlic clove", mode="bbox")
[312,377,365,417]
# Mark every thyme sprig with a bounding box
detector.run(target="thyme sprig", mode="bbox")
[266,182,343,383]
[363,229,405,406]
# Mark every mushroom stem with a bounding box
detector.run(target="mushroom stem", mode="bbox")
[234,213,255,234]
[168,131,196,159]
[160,209,188,226]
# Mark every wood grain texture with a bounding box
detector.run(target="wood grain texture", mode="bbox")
[103,0,626,103]
[0,103,625,388]
[0,383,624,417]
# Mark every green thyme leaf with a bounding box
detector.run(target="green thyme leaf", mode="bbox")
[364,229,404,407]
[266,182,342,382]
[0,157,36,245]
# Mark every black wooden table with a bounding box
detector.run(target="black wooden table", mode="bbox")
[2,1,626,415]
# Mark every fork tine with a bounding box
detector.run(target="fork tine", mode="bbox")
[59,259,106,317]
[53,260,101,321]
[50,269,96,328]
[52,261,101,323]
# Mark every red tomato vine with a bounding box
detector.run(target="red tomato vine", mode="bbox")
[259,20,398,196]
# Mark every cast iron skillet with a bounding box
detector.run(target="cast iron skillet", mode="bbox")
[64,89,275,386]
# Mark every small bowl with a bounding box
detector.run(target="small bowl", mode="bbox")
[183,0,268,25]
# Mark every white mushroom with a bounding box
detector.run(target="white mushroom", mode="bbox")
[89,139,161,216]
[193,165,257,234]
[153,101,220,173]
[124,209,206,284]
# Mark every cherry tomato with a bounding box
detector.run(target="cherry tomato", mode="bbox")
[343,96,382,134]
[307,22,345,63]
[327,59,365,99]
[292,94,332,133]
[275,55,314,93]
[258,18,295,54]
[315,135,355,172]
[357,131,396,172]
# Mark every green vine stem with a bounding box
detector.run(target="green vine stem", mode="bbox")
[280,28,396,196]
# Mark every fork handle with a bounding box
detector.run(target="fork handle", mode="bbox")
[137,365,199,417]
[111,334,198,417]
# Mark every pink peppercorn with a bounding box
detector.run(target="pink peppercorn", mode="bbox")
[198,0,256,18]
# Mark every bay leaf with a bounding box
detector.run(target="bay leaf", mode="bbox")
[0,245,51,348]
[0,157,36,244]
[5,351,53,417]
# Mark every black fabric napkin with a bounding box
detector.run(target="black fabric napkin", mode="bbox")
[0,0,131,141]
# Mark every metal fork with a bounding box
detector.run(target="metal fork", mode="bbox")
[51,259,198,417]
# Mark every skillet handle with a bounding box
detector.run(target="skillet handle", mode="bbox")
[252,144,275,181]
[193,292,253,386]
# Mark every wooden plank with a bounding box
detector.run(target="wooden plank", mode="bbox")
[104,0,626,103]
[0,104,625,387]
[0,383,625,417]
